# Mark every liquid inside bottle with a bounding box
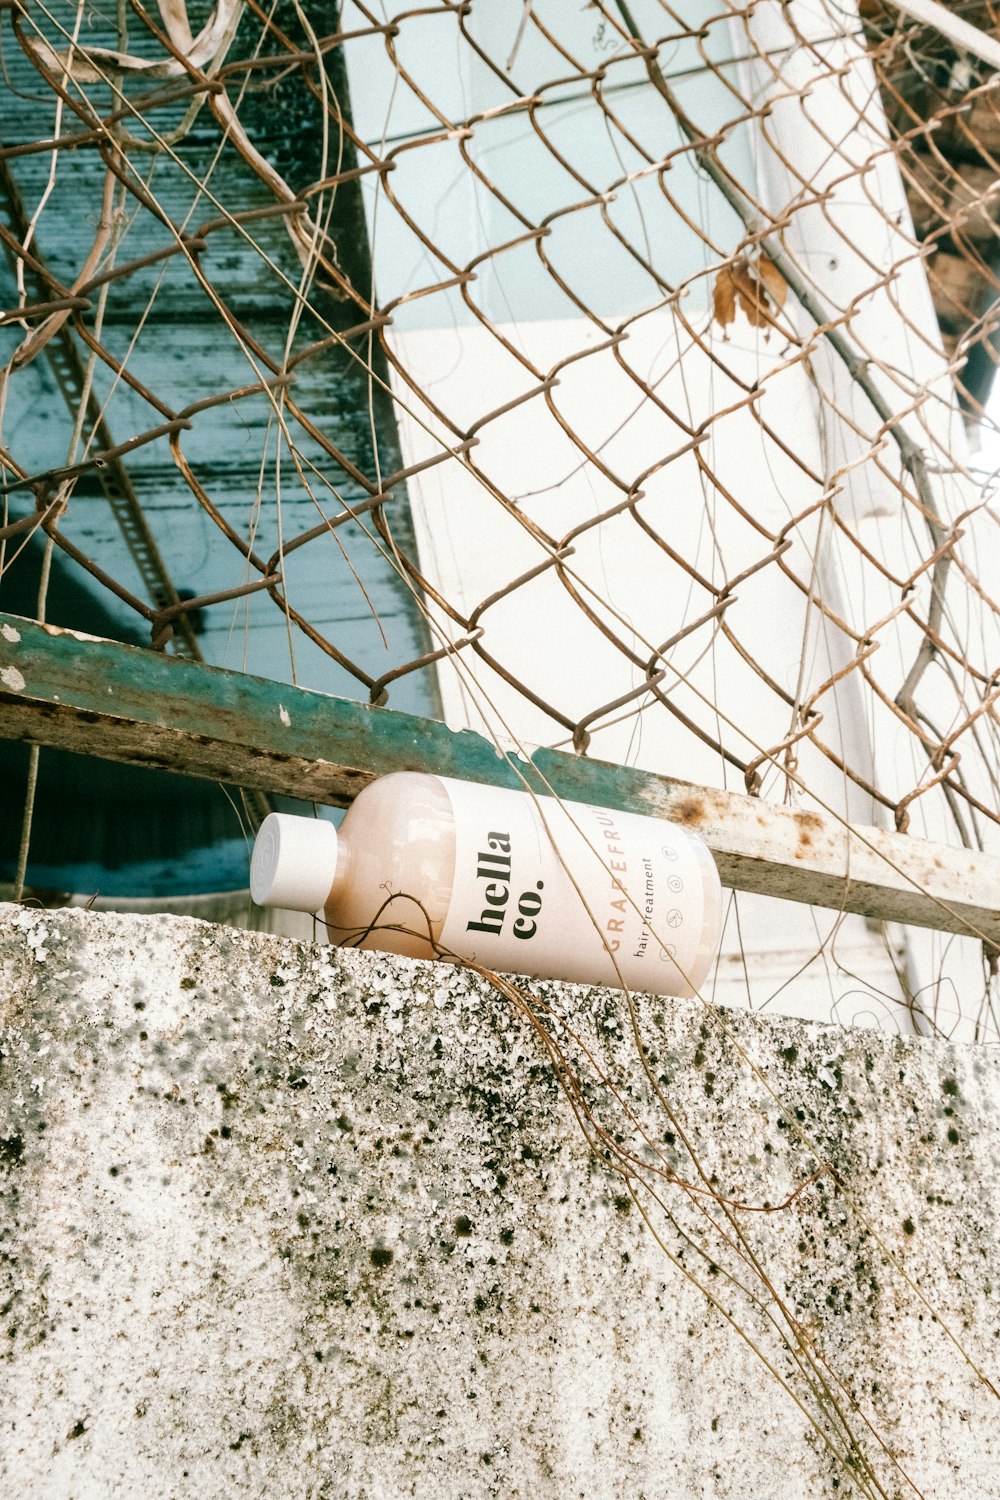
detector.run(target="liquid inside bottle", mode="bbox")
[324,772,455,960]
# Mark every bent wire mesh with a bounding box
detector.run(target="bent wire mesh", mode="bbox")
[2,0,1000,1038]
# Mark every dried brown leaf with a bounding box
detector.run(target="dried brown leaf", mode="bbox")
[757,254,787,310]
[732,264,770,328]
[712,267,737,330]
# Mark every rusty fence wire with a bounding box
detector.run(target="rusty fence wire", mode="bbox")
[4,0,1000,979]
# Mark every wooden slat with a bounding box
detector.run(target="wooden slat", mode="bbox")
[1,611,998,947]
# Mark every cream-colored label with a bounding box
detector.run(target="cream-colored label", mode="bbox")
[438,779,709,997]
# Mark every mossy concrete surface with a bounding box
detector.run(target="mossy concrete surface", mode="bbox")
[0,904,997,1499]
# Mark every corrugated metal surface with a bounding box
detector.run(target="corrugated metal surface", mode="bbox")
[1,0,439,897]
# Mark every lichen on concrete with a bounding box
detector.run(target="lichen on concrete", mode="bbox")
[1,903,997,1498]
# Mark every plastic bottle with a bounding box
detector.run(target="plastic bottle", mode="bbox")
[250,772,722,998]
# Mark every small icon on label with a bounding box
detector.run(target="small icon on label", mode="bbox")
[658,943,677,963]
[667,874,684,893]
[661,845,678,861]
[666,908,683,928]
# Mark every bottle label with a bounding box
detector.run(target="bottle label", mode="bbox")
[438,778,710,997]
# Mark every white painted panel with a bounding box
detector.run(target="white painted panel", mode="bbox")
[341,0,998,1034]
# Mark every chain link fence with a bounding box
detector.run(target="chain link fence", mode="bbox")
[3,0,1000,1031]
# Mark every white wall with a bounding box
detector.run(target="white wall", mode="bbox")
[339,0,998,1035]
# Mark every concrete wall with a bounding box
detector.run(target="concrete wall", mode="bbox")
[1,902,997,1498]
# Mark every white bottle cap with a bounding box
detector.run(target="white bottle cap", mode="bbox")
[250,813,339,912]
